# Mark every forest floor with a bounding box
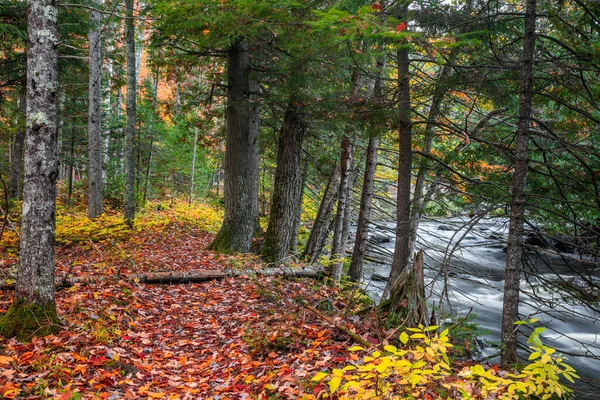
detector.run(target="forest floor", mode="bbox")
[0,202,377,399]
[0,201,579,399]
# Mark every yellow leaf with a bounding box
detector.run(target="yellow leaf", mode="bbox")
[400,332,409,345]
[384,345,397,353]
[348,346,364,351]
[529,352,541,360]
[312,371,328,382]
[329,376,342,393]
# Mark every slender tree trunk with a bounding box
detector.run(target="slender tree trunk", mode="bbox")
[209,41,259,253]
[501,0,537,365]
[386,3,415,306]
[290,156,308,253]
[123,0,136,225]
[8,90,26,200]
[143,136,153,204]
[261,97,306,263]
[0,0,60,339]
[87,2,104,218]
[67,135,74,200]
[348,57,385,282]
[303,165,341,263]
[189,128,198,205]
[330,137,353,281]
[349,135,380,281]
[409,63,452,251]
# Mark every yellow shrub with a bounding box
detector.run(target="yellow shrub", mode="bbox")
[312,320,577,399]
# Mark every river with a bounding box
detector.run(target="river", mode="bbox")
[354,216,600,399]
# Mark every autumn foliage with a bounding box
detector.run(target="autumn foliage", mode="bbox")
[0,201,578,399]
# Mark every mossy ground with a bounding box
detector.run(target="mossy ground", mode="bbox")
[0,301,61,341]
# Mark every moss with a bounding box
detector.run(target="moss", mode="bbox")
[208,224,235,254]
[0,301,61,341]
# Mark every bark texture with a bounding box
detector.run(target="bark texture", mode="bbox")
[387,4,413,300]
[87,3,103,218]
[501,0,537,365]
[123,0,136,224]
[209,41,259,253]
[347,58,385,282]
[303,165,341,263]
[330,137,353,281]
[8,90,26,200]
[261,97,306,263]
[348,134,379,281]
[0,0,61,339]
[289,156,308,253]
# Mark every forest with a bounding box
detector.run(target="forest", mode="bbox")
[0,0,599,398]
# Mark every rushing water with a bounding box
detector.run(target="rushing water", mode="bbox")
[354,216,600,398]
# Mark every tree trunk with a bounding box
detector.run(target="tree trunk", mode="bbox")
[87,3,104,218]
[386,3,415,304]
[409,63,452,251]
[501,0,537,366]
[290,155,308,253]
[348,57,385,282]
[8,89,26,201]
[303,165,341,263]
[330,137,353,281]
[349,135,380,282]
[0,0,60,340]
[261,97,306,263]
[123,0,136,225]
[189,128,198,205]
[209,41,259,253]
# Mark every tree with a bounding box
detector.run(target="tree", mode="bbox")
[124,0,136,225]
[501,0,537,366]
[260,95,306,263]
[208,41,260,253]
[87,0,103,218]
[0,0,60,339]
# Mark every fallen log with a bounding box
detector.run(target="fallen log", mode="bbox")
[0,266,326,290]
[130,266,325,284]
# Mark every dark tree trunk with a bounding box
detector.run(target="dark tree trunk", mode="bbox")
[349,134,379,282]
[501,0,537,365]
[303,165,341,263]
[87,3,103,218]
[209,41,259,253]
[8,89,26,200]
[386,4,418,317]
[123,0,136,225]
[330,137,353,281]
[0,0,60,340]
[261,97,306,263]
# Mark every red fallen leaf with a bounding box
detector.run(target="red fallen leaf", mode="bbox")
[491,364,500,373]
[90,355,107,366]
[124,390,136,399]
[396,22,407,32]
[268,352,277,358]
[372,2,382,10]
[19,352,34,363]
